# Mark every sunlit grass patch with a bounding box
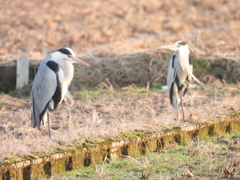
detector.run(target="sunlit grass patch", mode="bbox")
[50,131,240,179]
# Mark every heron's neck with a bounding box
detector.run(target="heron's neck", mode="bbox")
[56,60,74,85]
[178,46,190,58]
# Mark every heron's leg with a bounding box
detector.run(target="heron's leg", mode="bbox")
[47,112,52,140]
[180,90,185,121]
[42,112,48,126]
[176,105,179,121]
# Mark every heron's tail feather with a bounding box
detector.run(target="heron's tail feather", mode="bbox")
[31,105,46,129]
[31,112,39,129]
[169,82,180,108]
[192,74,205,88]
[31,112,36,127]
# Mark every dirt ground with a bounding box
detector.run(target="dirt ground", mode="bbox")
[0,0,240,61]
[0,0,240,162]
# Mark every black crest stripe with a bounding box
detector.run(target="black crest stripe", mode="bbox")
[57,48,72,55]
[172,54,175,68]
[51,76,62,110]
[46,61,59,73]
[170,82,174,105]
[178,41,187,45]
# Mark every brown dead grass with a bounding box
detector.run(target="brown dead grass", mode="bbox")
[0,0,240,61]
[0,85,239,161]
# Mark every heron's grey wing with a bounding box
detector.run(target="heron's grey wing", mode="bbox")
[31,63,57,128]
[167,53,180,108]
[167,54,177,90]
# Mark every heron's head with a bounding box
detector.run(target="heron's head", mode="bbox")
[161,41,188,51]
[52,47,89,66]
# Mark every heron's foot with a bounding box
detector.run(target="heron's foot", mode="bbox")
[181,118,193,123]
[182,119,187,122]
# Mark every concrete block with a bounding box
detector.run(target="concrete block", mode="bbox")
[16,57,29,89]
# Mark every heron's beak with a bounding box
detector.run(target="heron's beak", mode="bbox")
[161,45,178,51]
[70,56,90,66]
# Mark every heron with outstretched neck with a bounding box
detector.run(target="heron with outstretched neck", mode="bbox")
[31,48,89,139]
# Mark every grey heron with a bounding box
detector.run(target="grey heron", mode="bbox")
[31,47,89,139]
[161,41,196,121]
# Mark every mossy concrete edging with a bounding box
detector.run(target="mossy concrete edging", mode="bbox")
[0,113,240,180]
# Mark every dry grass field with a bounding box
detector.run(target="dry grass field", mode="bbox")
[0,86,240,161]
[0,0,240,170]
[0,0,240,61]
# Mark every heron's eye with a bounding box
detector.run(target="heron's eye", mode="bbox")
[63,55,71,61]
[67,55,72,60]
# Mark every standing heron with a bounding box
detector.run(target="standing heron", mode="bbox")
[31,48,89,139]
[161,41,201,121]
